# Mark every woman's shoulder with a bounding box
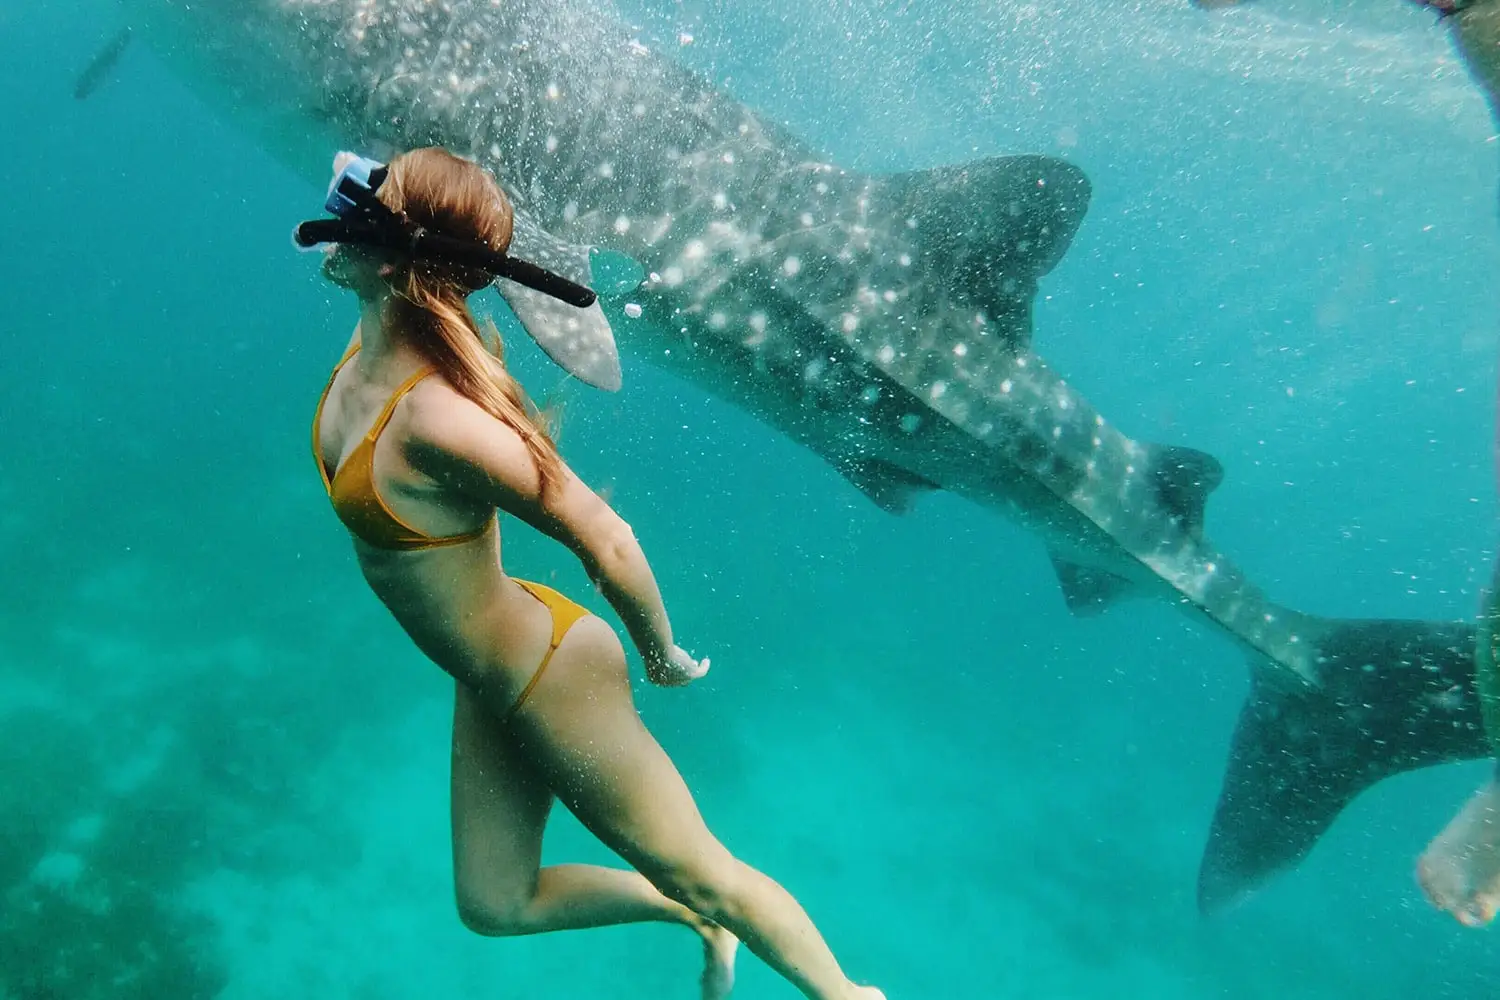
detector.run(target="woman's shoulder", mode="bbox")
[403,376,535,483]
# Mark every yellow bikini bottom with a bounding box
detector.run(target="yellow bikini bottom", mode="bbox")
[507,579,592,719]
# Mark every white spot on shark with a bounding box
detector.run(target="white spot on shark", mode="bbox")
[709,312,727,330]
[563,201,578,222]
[547,82,561,100]
[783,256,801,277]
[545,135,558,153]
[899,414,922,433]
[841,314,859,334]
[930,381,948,400]
[598,162,615,179]
[613,215,631,234]
[861,385,881,404]
[877,345,895,364]
[624,302,643,318]
[953,343,969,357]
[1001,379,1013,393]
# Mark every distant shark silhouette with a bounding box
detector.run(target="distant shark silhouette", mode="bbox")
[104,0,1490,913]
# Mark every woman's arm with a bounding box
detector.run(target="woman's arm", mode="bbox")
[408,387,695,678]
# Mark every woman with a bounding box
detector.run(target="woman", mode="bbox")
[309,146,883,1000]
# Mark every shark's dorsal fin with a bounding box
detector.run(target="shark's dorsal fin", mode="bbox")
[1047,553,1136,616]
[758,154,1090,453]
[1148,444,1224,539]
[771,154,1088,361]
[493,208,622,392]
[836,458,939,514]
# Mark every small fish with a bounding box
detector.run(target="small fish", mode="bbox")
[73,26,132,101]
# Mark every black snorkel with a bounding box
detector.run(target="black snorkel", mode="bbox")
[293,155,598,309]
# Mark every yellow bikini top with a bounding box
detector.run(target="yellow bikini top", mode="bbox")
[312,343,490,551]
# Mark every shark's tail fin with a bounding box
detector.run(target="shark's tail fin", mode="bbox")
[1198,617,1485,915]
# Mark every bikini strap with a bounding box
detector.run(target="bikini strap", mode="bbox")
[365,366,438,443]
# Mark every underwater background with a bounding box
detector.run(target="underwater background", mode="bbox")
[4,0,1500,996]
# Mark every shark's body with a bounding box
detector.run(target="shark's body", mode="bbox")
[112,0,1492,912]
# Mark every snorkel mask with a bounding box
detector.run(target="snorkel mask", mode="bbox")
[293,153,598,309]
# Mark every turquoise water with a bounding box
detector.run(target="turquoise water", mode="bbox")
[5,0,1500,996]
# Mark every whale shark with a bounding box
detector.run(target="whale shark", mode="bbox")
[106,0,1492,913]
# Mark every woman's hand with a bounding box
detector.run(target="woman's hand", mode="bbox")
[645,644,710,687]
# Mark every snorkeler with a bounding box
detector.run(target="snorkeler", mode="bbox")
[1399,0,1500,930]
[1191,0,1500,927]
[300,146,884,1000]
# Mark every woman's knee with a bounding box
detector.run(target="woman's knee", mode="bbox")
[454,886,534,938]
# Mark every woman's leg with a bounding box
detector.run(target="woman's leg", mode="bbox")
[494,617,880,1000]
[450,679,739,999]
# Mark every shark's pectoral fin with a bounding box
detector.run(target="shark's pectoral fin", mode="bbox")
[1199,618,1485,915]
[1148,444,1223,539]
[835,458,940,514]
[1046,554,1135,616]
[493,208,622,392]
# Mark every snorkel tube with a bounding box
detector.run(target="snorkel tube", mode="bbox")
[293,153,598,309]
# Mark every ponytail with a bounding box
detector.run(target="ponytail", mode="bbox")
[389,289,563,492]
[374,147,564,493]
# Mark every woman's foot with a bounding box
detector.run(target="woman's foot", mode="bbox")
[1417,777,1500,927]
[697,921,739,1000]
